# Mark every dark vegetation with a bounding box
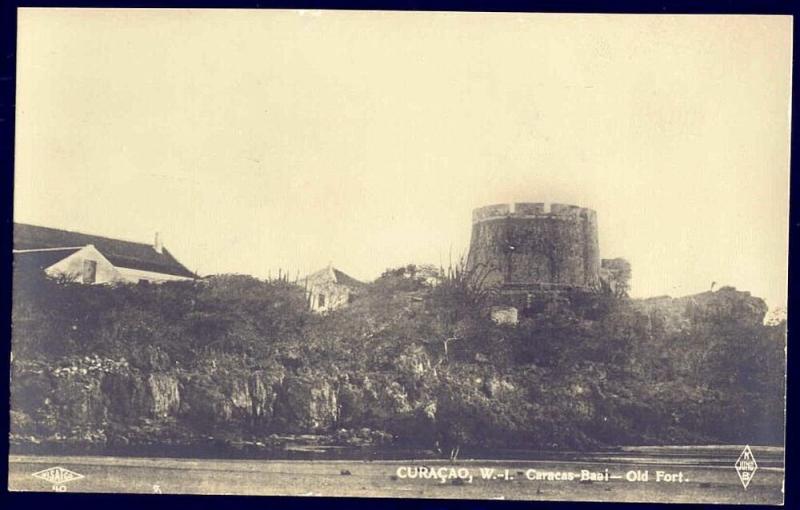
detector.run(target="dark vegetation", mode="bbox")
[10,264,785,456]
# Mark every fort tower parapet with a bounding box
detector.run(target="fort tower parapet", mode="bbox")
[466,202,600,290]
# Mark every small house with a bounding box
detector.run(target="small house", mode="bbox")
[13,223,197,284]
[301,265,364,313]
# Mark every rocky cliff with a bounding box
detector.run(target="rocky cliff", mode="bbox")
[9,274,786,454]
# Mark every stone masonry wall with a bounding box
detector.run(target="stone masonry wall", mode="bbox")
[466,203,600,289]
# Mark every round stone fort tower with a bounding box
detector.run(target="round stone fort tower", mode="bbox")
[466,203,600,290]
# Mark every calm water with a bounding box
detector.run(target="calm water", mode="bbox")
[9,439,785,468]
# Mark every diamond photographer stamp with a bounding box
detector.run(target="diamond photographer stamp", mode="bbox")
[735,445,758,490]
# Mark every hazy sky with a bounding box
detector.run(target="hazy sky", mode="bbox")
[15,10,792,308]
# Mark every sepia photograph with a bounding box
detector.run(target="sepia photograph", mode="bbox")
[7,8,791,504]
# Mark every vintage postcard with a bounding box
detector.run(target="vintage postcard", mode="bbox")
[8,9,790,504]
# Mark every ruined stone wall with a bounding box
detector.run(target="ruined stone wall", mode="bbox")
[466,202,600,289]
[307,281,353,313]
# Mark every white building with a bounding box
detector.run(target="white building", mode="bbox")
[13,223,197,284]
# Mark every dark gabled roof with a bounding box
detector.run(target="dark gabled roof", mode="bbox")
[13,223,197,278]
[13,248,81,272]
